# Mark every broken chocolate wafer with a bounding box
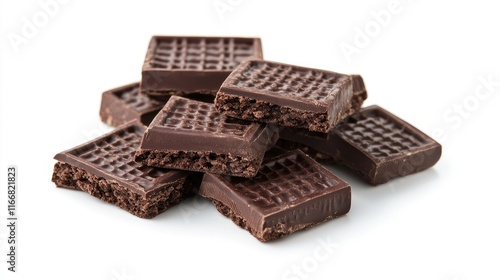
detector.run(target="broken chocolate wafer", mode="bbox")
[215,59,356,133]
[199,150,351,242]
[52,122,200,218]
[134,96,279,178]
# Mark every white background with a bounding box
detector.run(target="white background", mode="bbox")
[1,1,500,279]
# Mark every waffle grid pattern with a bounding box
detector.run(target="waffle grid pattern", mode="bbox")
[115,84,163,111]
[227,153,340,211]
[336,109,426,159]
[150,37,256,71]
[161,98,252,137]
[231,61,346,102]
[69,126,165,187]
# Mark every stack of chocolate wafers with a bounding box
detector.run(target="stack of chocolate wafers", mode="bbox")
[52,36,441,242]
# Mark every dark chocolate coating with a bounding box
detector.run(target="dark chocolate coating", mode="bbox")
[99,82,165,127]
[199,150,351,242]
[135,96,279,177]
[214,59,355,133]
[280,106,442,185]
[52,122,198,218]
[141,36,263,97]
[53,122,192,194]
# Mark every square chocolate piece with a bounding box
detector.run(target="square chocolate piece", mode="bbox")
[330,105,442,185]
[99,82,165,127]
[52,122,199,218]
[141,36,263,98]
[134,96,278,178]
[281,106,442,185]
[214,59,355,133]
[199,150,351,242]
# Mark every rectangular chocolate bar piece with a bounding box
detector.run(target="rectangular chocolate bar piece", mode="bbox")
[141,36,263,99]
[135,96,278,178]
[280,106,442,185]
[215,59,356,133]
[52,122,199,218]
[199,150,351,242]
[100,82,165,127]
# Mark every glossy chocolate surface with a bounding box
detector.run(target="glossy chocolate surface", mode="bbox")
[280,106,442,185]
[141,36,263,96]
[218,59,353,113]
[199,150,351,241]
[54,122,191,196]
[138,96,278,158]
